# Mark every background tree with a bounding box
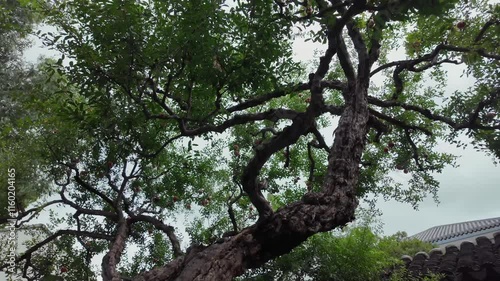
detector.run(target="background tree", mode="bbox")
[1,0,498,280]
[0,0,53,222]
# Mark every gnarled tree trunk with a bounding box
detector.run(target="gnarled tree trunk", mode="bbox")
[130,82,369,281]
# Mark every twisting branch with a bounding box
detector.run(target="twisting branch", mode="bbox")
[284,145,290,168]
[130,215,183,258]
[227,83,311,113]
[227,204,239,234]
[404,129,424,171]
[335,34,356,83]
[368,89,500,131]
[332,0,370,81]
[413,58,462,72]
[346,20,368,64]
[308,125,330,153]
[371,43,500,78]
[226,189,244,234]
[161,80,344,139]
[58,181,119,220]
[0,200,64,227]
[74,170,116,210]
[137,134,184,158]
[201,85,226,122]
[0,229,113,272]
[474,18,500,43]
[321,79,347,91]
[145,83,178,117]
[179,108,300,136]
[254,127,279,137]
[367,114,391,143]
[368,95,453,126]
[476,49,500,60]
[241,14,342,220]
[324,104,344,116]
[306,141,316,191]
[391,65,405,99]
[368,108,433,136]
[467,87,500,128]
[102,218,129,281]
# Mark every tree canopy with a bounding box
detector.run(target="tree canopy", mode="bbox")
[0,0,499,280]
[0,0,52,222]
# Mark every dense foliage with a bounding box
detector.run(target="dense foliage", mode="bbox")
[0,0,498,280]
[239,225,435,281]
[0,0,52,222]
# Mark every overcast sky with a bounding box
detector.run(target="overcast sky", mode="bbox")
[23,13,500,242]
[378,143,500,236]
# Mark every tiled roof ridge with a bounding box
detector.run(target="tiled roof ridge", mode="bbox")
[410,217,500,243]
[424,217,500,229]
[386,232,500,281]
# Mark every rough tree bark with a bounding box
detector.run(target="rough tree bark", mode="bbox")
[130,53,371,281]
[130,100,368,281]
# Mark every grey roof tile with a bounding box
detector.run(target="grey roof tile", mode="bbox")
[410,217,500,244]
[384,233,500,281]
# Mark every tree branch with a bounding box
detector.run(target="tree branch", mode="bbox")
[241,20,342,220]
[0,200,64,227]
[227,83,310,113]
[74,170,117,210]
[474,18,499,43]
[368,90,500,131]
[178,108,300,136]
[0,230,112,272]
[371,43,499,77]
[306,141,316,191]
[102,218,129,281]
[368,108,433,136]
[131,215,184,258]
[335,34,356,83]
